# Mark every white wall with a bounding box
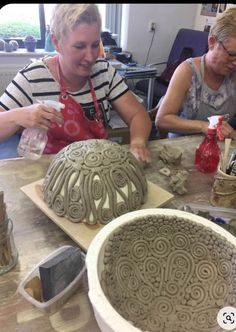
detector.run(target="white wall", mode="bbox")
[121,4,198,66]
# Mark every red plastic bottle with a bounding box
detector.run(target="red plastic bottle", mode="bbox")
[195,128,221,173]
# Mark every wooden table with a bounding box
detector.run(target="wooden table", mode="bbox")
[0,135,235,332]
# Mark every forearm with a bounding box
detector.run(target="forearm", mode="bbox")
[0,109,21,141]
[129,111,152,145]
[128,111,151,164]
[156,114,208,135]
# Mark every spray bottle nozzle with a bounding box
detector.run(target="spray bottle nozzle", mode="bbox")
[207,115,223,129]
[207,115,225,140]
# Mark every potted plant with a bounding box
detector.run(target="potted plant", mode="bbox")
[24,35,37,52]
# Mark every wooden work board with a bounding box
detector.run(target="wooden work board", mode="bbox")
[21,179,173,251]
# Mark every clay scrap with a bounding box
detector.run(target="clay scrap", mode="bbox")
[159,167,171,177]
[157,144,189,195]
[169,170,189,195]
[159,144,182,165]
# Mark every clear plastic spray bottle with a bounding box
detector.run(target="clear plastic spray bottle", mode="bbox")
[195,115,224,173]
[17,100,65,160]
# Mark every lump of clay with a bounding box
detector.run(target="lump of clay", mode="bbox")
[159,167,171,177]
[42,139,148,225]
[159,144,182,165]
[169,170,189,194]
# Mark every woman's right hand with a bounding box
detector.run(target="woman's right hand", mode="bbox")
[202,120,235,139]
[14,102,64,130]
[221,121,235,139]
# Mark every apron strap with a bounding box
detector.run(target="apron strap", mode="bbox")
[88,79,103,121]
[56,55,67,98]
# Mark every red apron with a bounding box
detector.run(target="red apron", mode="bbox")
[44,56,107,154]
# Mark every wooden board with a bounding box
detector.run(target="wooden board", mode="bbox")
[21,179,173,251]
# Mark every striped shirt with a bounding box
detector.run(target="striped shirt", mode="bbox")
[0,57,129,123]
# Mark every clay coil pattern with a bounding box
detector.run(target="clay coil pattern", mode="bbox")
[101,215,236,332]
[42,139,147,224]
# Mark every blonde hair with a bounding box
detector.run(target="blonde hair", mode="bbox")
[210,7,236,42]
[50,4,101,42]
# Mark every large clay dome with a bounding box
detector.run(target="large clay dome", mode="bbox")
[42,139,147,224]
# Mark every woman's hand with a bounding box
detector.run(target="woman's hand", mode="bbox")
[230,129,236,140]
[203,120,235,140]
[129,139,151,167]
[15,102,64,130]
[220,121,235,139]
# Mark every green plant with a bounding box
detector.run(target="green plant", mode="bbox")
[0,22,40,39]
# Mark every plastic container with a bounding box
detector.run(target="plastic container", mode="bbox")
[17,127,48,160]
[17,245,86,314]
[0,217,18,275]
[17,100,64,160]
[195,116,222,173]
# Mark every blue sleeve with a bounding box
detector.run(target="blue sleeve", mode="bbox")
[0,133,21,159]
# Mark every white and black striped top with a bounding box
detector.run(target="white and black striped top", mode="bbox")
[0,57,129,122]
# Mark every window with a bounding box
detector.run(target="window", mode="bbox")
[105,4,122,45]
[44,4,108,30]
[0,4,45,48]
[0,4,121,49]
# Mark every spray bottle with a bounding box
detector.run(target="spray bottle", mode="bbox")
[195,115,224,173]
[17,100,65,160]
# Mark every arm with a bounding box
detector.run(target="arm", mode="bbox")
[155,61,209,135]
[0,104,63,141]
[111,90,152,164]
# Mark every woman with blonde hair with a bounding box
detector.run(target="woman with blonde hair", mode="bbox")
[0,4,151,163]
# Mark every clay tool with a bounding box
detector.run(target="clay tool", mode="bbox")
[223,138,232,173]
[0,191,5,225]
[226,149,236,175]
